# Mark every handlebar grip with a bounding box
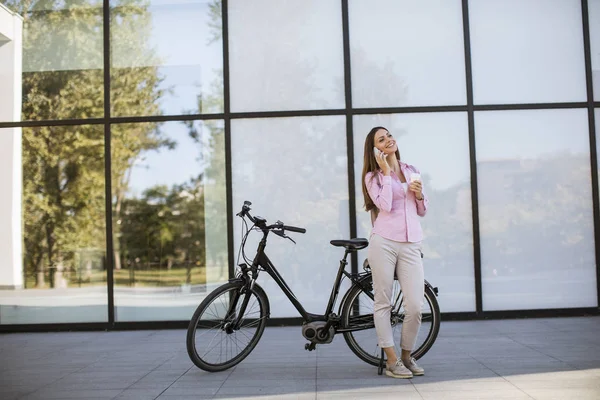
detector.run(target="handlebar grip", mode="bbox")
[283,225,306,234]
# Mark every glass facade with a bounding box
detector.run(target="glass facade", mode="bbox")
[0,0,598,327]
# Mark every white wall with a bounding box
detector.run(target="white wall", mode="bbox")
[0,4,23,289]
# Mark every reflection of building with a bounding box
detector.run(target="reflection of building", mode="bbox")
[0,4,23,290]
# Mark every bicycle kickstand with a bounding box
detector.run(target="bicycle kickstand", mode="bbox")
[377,348,385,375]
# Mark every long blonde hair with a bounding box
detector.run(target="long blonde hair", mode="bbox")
[361,126,400,212]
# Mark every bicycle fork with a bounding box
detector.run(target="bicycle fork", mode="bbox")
[220,265,254,334]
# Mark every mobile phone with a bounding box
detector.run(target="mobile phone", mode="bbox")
[373,147,381,157]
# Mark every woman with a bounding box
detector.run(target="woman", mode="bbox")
[361,126,428,379]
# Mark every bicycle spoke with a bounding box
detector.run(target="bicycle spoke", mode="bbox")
[203,330,226,359]
[240,316,266,329]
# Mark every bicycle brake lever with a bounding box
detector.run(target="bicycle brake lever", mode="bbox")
[285,235,296,245]
[272,229,296,244]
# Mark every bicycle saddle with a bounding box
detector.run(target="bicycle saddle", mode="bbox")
[329,238,369,250]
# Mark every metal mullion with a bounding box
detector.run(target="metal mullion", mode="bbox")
[222,0,234,280]
[581,0,600,308]
[341,0,358,277]
[103,0,115,328]
[462,0,483,316]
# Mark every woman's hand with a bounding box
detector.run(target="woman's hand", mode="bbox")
[409,180,424,200]
[374,150,391,175]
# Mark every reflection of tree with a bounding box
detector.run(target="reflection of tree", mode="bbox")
[349,48,408,107]
[22,125,106,288]
[182,119,227,280]
[9,0,169,287]
[118,180,205,285]
[111,123,175,271]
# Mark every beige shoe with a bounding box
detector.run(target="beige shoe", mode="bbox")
[404,357,424,376]
[385,359,413,379]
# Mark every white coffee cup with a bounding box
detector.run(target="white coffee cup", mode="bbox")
[410,173,421,183]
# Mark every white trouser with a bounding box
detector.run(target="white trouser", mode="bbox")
[367,234,424,350]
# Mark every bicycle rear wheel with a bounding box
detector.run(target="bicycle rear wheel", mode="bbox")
[341,275,440,366]
[186,281,269,372]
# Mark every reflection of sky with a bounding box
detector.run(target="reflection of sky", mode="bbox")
[146,1,223,114]
[127,122,204,198]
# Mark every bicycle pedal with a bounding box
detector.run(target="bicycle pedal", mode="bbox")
[304,343,317,351]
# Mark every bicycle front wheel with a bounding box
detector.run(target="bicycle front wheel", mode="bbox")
[186,281,269,372]
[341,275,440,366]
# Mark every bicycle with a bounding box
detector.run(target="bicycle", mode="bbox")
[186,201,441,373]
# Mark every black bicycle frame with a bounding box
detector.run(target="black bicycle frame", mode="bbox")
[243,231,372,325]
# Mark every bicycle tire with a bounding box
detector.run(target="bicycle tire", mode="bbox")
[340,274,440,366]
[186,281,269,372]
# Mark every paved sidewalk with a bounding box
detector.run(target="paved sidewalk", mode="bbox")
[1,316,599,400]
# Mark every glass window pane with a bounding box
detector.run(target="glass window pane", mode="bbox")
[111,120,227,321]
[231,116,349,317]
[476,109,597,310]
[349,0,466,108]
[353,113,475,312]
[110,0,223,117]
[0,1,104,122]
[228,0,345,112]
[469,0,587,104]
[0,125,108,324]
[590,0,600,100]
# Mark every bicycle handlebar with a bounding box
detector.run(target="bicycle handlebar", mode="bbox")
[237,200,306,234]
[283,225,306,234]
